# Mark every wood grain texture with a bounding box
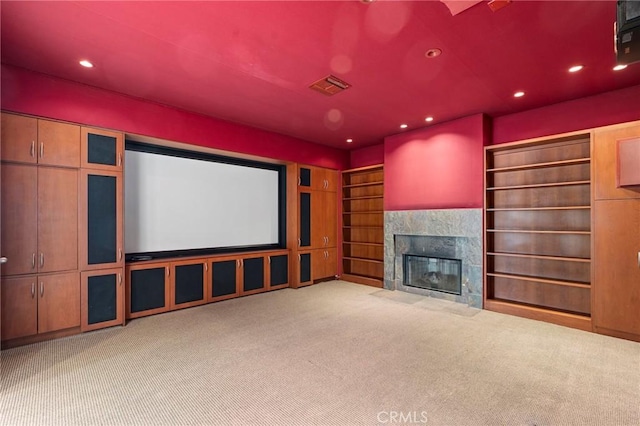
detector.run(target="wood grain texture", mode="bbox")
[37,119,80,168]
[1,276,37,340]
[593,122,640,200]
[1,112,38,164]
[37,272,80,334]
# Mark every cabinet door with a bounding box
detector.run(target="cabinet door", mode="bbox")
[81,268,124,332]
[37,120,80,168]
[594,124,640,200]
[1,113,37,164]
[80,170,123,269]
[127,264,171,319]
[38,272,80,334]
[323,169,338,192]
[268,254,289,289]
[593,199,640,338]
[1,276,37,340]
[322,191,337,247]
[81,127,124,171]
[241,256,265,295]
[1,164,37,276]
[38,167,78,273]
[210,258,239,301]
[312,248,337,281]
[172,260,207,309]
[298,252,312,286]
[299,191,312,248]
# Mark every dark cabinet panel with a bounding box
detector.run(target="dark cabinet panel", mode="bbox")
[129,267,167,315]
[211,260,237,299]
[269,255,288,287]
[243,257,264,293]
[299,192,311,247]
[299,253,311,284]
[88,175,117,264]
[174,263,205,306]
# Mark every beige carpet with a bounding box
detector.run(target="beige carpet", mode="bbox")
[1,280,639,425]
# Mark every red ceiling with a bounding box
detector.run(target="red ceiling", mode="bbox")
[1,1,638,149]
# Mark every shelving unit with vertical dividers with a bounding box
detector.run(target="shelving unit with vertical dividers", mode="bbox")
[341,165,384,288]
[484,132,592,331]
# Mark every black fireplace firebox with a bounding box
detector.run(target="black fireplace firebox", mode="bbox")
[403,254,462,295]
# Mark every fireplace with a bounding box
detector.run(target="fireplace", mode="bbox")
[384,209,483,308]
[404,255,462,295]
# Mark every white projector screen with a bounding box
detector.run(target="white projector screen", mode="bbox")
[124,144,282,257]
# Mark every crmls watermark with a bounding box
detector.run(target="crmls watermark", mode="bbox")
[377,410,428,424]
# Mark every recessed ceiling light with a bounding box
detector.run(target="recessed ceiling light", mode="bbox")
[425,116,434,122]
[79,60,94,68]
[346,138,353,143]
[400,124,408,129]
[613,64,627,71]
[513,91,525,98]
[568,65,583,73]
[425,48,442,59]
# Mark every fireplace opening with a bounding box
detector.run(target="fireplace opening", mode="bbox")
[403,254,462,295]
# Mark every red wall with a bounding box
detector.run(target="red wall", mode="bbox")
[492,84,640,144]
[384,114,489,210]
[349,144,384,169]
[1,65,349,169]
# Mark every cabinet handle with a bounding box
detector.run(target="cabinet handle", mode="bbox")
[166,267,170,277]
[32,253,36,269]
[40,142,44,158]
[40,282,44,297]
[240,259,243,267]
[236,259,240,268]
[118,249,123,261]
[118,152,123,167]
[31,282,35,298]
[40,253,44,268]
[298,177,301,186]
[30,141,35,158]
[268,256,271,265]
[298,238,301,247]
[118,273,122,285]
[205,263,208,272]
[637,252,640,269]
[298,254,301,262]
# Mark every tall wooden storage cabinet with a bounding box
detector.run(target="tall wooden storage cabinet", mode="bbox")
[1,113,81,345]
[592,122,640,342]
[79,127,125,332]
[291,165,338,287]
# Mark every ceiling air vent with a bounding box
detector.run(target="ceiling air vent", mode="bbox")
[309,75,351,96]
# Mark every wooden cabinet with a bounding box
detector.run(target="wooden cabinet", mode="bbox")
[127,250,288,318]
[593,199,640,341]
[1,164,78,276]
[81,127,124,171]
[1,113,80,167]
[294,165,338,286]
[1,272,80,341]
[81,268,124,332]
[341,165,384,287]
[594,122,640,200]
[591,121,640,342]
[484,133,592,331]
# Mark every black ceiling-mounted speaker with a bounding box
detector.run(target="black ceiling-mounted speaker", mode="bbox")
[616,0,640,65]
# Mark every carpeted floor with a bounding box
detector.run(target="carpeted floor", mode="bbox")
[1,280,639,425]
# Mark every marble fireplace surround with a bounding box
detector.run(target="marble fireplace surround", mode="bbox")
[384,209,483,308]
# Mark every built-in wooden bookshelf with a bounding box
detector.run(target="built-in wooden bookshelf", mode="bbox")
[342,165,384,287]
[484,134,593,331]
